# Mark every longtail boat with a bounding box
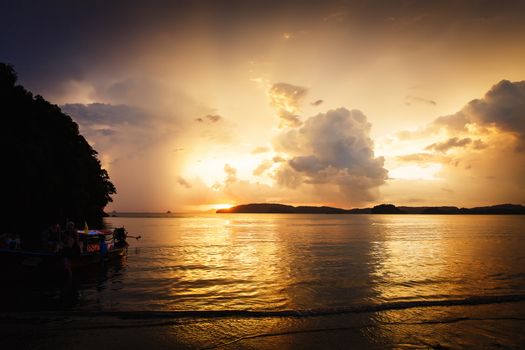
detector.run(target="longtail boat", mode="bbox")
[0,228,131,276]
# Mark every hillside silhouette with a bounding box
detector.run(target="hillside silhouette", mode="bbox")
[0,63,116,238]
[217,203,525,215]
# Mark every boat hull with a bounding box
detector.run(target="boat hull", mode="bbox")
[0,247,127,276]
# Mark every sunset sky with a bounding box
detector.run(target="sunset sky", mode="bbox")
[2,0,525,211]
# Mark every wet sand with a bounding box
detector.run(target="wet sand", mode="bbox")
[2,301,525,349]
[0,312,379,350]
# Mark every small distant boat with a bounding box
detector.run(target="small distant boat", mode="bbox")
[0,228,132,276]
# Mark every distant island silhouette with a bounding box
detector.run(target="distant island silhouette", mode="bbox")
[217,203,525,215]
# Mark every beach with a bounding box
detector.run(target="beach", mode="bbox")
[3,301,525,349]
[2,214,525,349]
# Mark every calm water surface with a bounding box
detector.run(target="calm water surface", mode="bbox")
[4,214,525,349]
[91,214,525,312]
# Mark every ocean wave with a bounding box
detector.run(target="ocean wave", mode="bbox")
[29,293,525,320]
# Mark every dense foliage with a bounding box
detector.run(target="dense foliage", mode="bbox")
[0,63,116,237]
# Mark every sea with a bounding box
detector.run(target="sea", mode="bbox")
[3,214,525,349]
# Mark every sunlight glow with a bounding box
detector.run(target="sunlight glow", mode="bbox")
[389,163,443,180]
[214,203,234,210]
[183,152,272,187]
[195,203,235,212]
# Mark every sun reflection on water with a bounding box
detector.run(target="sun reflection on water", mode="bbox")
[57,214,525,348]
[368,216,450,303]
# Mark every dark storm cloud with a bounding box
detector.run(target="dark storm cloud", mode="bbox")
[398,80,525,149]
[434,80,525,148]
[1,0,313,90]
[61,103,148,126]
[3,0,525,100]
[60,102,170,162]
[466,80,525,142]
[289,155,326,173]
[425,137,472,153]
[0,1,149,93]
[274,108,388,202]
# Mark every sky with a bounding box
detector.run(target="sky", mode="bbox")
[2,0,525,211]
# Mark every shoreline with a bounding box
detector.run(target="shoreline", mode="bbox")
[3,301,525,349]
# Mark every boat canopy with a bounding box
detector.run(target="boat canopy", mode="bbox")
[77,229,113,236]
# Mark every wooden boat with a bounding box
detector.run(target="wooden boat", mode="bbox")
[0,228,130,277]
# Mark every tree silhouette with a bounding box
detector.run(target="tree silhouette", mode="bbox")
[0,63,116,239]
